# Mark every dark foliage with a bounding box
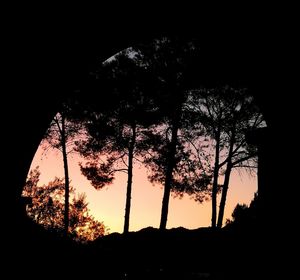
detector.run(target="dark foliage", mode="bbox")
[22,167,108,242]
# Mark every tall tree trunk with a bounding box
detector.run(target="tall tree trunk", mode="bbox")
[217,129,235,228]
[123,124,136,234]
[217,163,232,228]
[211,130,220,228]
[61,114,70,238]
[159,119,179,231]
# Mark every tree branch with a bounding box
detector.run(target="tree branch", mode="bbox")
[251,112,264,128]
[133,156,144,164]
[121,155,129,167]
[53,115,63,135]
[232,154,257,166]
[231,139,246,156]
[112,168,128,174]
[233,165,257,169]
[205,96,217,135]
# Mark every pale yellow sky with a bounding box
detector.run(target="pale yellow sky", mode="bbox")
[29,144,257,233]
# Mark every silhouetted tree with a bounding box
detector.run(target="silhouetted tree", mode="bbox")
[216,95,263,228]
[44,106,83,237]
[137,37,201,230]
[69,193,108,242]
[226,203,249,225]
[22,167,107,242]
[225,192,259,228]
[76,49,157,234]
[178,111,216,203]
[77,38,203,232]
[143,126,212,202]
[188,86,265,228]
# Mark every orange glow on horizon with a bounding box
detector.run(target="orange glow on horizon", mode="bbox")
[29,145,257,233]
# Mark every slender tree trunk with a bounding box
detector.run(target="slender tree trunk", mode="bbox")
[217,163,232,228]
[159,119,179,231]
[217,129,235,228]
[211,130,220,228]
[123,124,136,234]
[61,114,70,238]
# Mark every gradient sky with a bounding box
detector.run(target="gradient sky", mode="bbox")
[29,144,257,233]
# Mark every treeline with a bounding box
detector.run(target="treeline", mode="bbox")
[23,37,265,239]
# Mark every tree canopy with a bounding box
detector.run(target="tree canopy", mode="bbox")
[31,36,266,234]
[22,167,108,242]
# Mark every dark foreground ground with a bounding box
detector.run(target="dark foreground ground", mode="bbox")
[7,217,280,280]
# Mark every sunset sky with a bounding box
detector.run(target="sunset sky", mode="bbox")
[28,143,258,234]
